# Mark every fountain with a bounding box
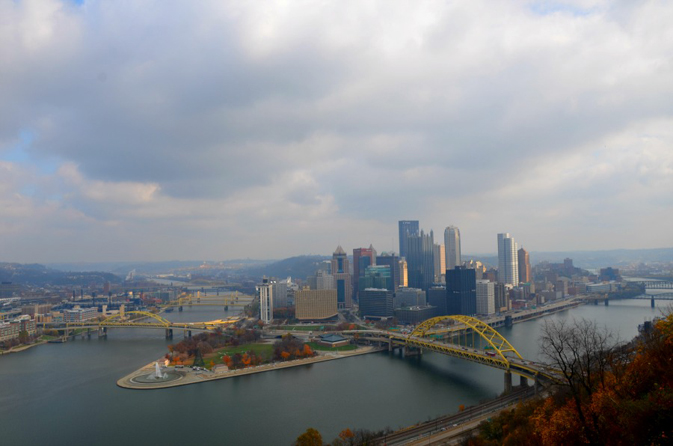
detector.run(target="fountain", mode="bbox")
[129,361,183,385]
[154,362,166,379]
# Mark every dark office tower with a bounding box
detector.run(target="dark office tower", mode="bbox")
[359,288,394,319]
[398,220,419,259]
[353,246,376,300]
[518,247,531,284]
[376,253,400,290]
[331,245,352,309]
[446,266,476,316]
[406,229,435,291]
[427,286,448,316]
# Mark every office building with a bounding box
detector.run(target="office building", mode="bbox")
[446,266,476,316]
[406,229,435,291]
[444,226,461,270]
[257,279,273,323]
[376,253,400,290]
[399,258,408,287]
[64,307,99,323]
[395,306,437,325]
[394,287,426,309]
[272,279,289,308]
[353,246,376,299]
[476,280,495,315]
[359,288,394,319]
[427,286,448,315]
[497,233,519,286]
[398,220,419,258]
[433,243,445,283]
[360,265,392,292]
[518,247,531,284]
[295,289,338,320]
[331,245,352,308]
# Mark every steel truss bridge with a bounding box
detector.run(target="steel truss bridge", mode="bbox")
[347,315,561,387]
[49,311,233,339]
[161,292,252,309]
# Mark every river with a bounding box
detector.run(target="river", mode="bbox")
[0,299,665,446]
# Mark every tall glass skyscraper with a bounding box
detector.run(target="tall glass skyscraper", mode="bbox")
[497,233,519,286]
[444,226,461,270]
[398,220,419,258]
[406,229,435,291]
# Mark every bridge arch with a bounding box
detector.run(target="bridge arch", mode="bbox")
[409,315,523,363]
[100,311,172,327]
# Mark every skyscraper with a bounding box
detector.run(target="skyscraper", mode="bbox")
[476,280,495,315]
[353,246,376,299]
[406,229,435,291]
[257,278,273,323]
[376,253,400,290]
[398,220,419,259]
[444,226,461,270]
[331,245,352,309]
[446,266,476,315]
[433,243,445,283]
[518,247,531,284]
[497,233,519,286]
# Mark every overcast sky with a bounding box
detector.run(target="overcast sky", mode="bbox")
[1,0,672,263]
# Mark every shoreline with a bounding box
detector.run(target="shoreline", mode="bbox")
[0,339,48,356]
[117,345,385,390]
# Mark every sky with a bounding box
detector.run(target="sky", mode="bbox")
[1,0,672,263]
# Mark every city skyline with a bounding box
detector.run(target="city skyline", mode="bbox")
[2,1,673,263]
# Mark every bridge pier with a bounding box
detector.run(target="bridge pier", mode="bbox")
[98,327,107,338]
[593,299,598,305]
[504,315,513,328]
[404,346,422,357]
[178,306,183,312]
[520,376,528,387]
[86,328,91,339]
[651,297,655,308]
[165,328,173,339]
[504,371,512,394]
[183,330,192,338]
[604,299,609,306]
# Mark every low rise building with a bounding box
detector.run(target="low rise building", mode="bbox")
[295,289,338,321]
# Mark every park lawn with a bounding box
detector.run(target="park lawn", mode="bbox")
[306,342,357,352]
[215,343,274,358]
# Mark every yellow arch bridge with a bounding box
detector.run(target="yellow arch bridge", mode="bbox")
[52,311,233,339]
[347,315,561,388]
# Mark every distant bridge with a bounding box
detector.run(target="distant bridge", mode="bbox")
[47,311,236,339]
[345,315,561,390]
[161,292,252,310]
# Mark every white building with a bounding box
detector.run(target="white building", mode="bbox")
[444,226,462,270]
[476,280,495,315]
[497,233,519,286]
[257,279,273,323]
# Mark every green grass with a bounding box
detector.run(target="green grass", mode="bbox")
[200,343,274,368]
[306,342,358,352]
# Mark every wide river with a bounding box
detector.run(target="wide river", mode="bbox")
[0,299,665,446]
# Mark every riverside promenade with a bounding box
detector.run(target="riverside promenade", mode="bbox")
[117,345,384,390]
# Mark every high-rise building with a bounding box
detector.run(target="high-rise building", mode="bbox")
[271,279,289,308]
[444,226,461,270]
[295,289,338,320]
[476,280,495,315]
[518,247,531,284]
[257,278,273,323]
[359,288,394,319]
[399,258,408,287]
[353,246,376,299]
[359,265,392,292]
[331,245,352,309]
[446,266,476,315]
[433,243,445,283]
[398,220,419,259]
[427,286,448,315]
[394,287,426,309]
[497,233,519,286]
[377,253,400,290]
[406,229,435,291]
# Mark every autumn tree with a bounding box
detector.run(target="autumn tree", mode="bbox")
[295,428,322,446]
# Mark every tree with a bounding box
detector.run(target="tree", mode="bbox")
[295,428,322,446]
[540,318,615,444]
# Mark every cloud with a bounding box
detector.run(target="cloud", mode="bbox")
[1,0,672,262]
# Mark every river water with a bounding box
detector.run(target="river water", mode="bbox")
[0,300,666,446]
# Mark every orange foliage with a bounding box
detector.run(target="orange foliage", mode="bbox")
[303,344,313,356]
[281,351,291,360]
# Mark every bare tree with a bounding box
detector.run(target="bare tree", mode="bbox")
[540,318,616,444]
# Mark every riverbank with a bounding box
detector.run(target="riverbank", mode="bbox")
[117,345,384,390]
[0,339,48,355]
